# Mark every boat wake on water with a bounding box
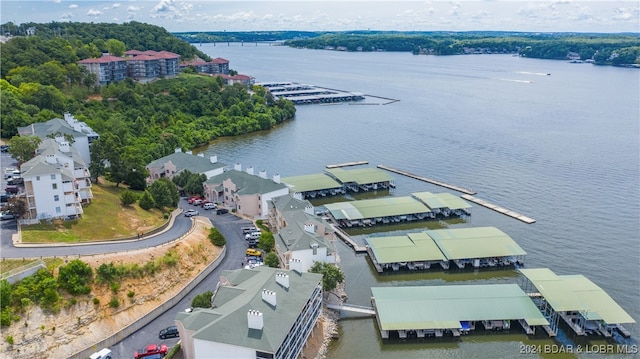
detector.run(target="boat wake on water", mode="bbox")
[517,71,551,76]
[497,78,533,83]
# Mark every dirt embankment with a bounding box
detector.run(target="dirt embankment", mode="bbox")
[0,216,342,359]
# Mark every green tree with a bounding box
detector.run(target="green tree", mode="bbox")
[264,252,279,268]
[148,178,178,209]
[105,39,126,57]
[208,227,226,247]
[120,190,138,206]
[8,135,42,163]
[258,232,275,253]
[57,259,94,295]
[308,262,344,292]
[0,280,11,309]
[139,190,155,210]
[191,290,213,308]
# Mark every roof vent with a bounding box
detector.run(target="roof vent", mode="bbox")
[261,289,277,307]
[289,258,302,274]
[247,310,263,330]
[275,272,289,289]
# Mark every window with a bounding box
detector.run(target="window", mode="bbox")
[55,207,61,213]
[52,183,57,190]
[50,174,56,180]
[54,195,59,201]
[36,176,40,181]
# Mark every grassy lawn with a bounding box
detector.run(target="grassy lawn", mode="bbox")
[21,181,170,243]
[0,258,63,277]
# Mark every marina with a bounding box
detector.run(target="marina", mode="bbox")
[377,165,476,195]
[256,81,365,105]
[365,227,526,273]
[325,161,369,169]
[324,191,471,228]
[460,194,536,224]
[282,167,393,200]
[371,284,550,339]
[519,268,636,339]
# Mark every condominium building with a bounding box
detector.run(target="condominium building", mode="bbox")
[145,149,226,185]
[78,50,180,85]
[175,266,323,359]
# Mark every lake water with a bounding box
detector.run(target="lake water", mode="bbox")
[197,43,639,358]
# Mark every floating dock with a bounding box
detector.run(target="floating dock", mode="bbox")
[460,194,536,224]
[256,82,365,105]
[326,161,369,169]
[377,165,476,195]
[332,225,367,253]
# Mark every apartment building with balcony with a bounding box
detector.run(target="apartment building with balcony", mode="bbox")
[180,57,230,74]
[175,266,323,359]
[78,50,180,85]
[77,54,127,86]
[20,139,92,222]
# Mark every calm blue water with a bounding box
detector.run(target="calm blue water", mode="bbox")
[197,43,639,358]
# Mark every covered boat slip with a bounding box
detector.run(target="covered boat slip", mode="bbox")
[412,191,472,216]
[370,284,549,339]
[365,227,526,272]
[281,173,344,198]
[325,192,471,227]
[324,167,394,192]
[519,268,636,339]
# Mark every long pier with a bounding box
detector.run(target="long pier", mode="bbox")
[327,303,375,315]
[326,161,369,169]
[460,195,536,224]
[377,165,476,195]
[332,225,367,253]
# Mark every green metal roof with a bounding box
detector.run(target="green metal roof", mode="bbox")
[519,268,636,324]
[281,173,342,192]
[325,196,430,220]
[175,266,323,352]
[365,232,447,263]
[372,284,549,330]
[412,191,471,210]
[426,227,526,260]
[205,170,288,195]
[324,167,392,184]
[147,152,226,175]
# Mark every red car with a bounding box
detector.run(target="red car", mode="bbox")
[134,344,168,359]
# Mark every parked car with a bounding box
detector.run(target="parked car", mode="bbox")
[192,199,203,206]
[246,248,263,257]
[0,145,10,152]
[216,208,229,215]
[134,344,168,359]
[242,226,258,234]
[159,325,179,339]
[89,348,112,359]
[247,240,258,247]
[245,231,261,240]
[187,196,201,204]
[5,185,19,194]
[0,211,16,221]
[203,202,216,210]
[184,209,199,217]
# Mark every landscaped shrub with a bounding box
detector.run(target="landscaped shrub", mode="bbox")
[191,291,213,308]
[109,297,119,308]
[57,259,93,295]
[208,227,226,246]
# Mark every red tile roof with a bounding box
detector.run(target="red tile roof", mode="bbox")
[211,57,229,64]
[78,54,126,64]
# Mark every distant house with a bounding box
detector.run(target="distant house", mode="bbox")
[175,266,323,359]
[180,57,230,74]
[203,164,288,218]
[268,193,338,272]
[21,139,92,222]
[17,113,98,166]
[145,149,226,185]
[213,73,255,87]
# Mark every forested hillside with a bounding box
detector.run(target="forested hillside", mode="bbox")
[283,32,640,66]
[0,21,295,188]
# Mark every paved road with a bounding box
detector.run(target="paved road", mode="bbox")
[0,170,255,357]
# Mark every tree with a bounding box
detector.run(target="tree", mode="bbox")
[208,227,226,246]
[139,190,155,210]
[0,280,11,309]
[120,190,138,206]
[105,39,126,57]
[308,262,344,292]
[8,135,41,163]
[1,198,26,219]
[148,178,178,209]
[258,232,275,253]
[264,252,279,268]
[191,290,213,308]
[57,259,93,295]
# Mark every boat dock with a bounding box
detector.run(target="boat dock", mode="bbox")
[327,303,375,316]
[332,225,367,253]
[460,194,536,224]
[326,161,369,169]
[256,82,365,105]
[377,165,476,195]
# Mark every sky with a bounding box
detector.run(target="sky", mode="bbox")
[1,1,638,33]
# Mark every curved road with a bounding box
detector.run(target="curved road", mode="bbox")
[1,196,253,358]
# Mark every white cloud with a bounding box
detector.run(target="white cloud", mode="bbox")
[53,0,61,3]
[61,12,73,20]
[87,9,102,17]
[612,7,633,21]
[69,4,78,9]
[153,0,175,13]
[128,6,141,12]
[112,4,121,9]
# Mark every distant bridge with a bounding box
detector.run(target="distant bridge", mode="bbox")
[327,303,375,315]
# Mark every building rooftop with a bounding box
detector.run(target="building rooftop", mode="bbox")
[281,173,343,192]
[365,232,447,263]
[413,191,471,210]
[147,152,225,176]
[519,268,636,324]
[427,227,526,260]
[205,169,287,195]
[324,167,392,185]
[175,266,322,353]
[371,284,549,331]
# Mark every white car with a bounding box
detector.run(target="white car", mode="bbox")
[203,202,216,210]
[184,209,199,217]
[0,211,16,220]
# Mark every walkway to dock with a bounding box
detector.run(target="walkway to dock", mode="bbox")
[327,303,375,315]
[377,165,476,195]
[332,225,367,253]
[460,195,536,224]
[326,161,369,169]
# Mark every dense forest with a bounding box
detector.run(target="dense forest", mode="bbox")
[173,30,327,44]
[0,21,296,188]
[282,32,640,66]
